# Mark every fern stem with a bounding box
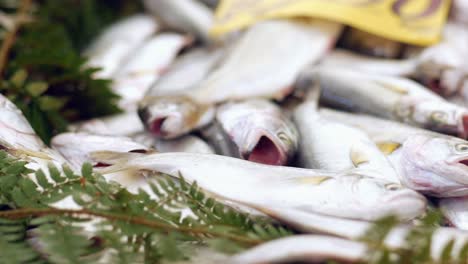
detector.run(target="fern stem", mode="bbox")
[0,0,33,77]
[0,208,265,246]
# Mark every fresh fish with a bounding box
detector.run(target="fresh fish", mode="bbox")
[51,132,151,170]
[138,95,215,139]
[112,33,191,110]
[189,19,342,104]
[145,47,224,97]
[132,133,214,154]
[83,15,158,79]
[305,66,468,138]
[143,0,213,42]
[230,235,367,264]
[440,197,468,231]
[212,99,298,165]
[93,152,426,221]
[320,108,468,197]
[320,49,418,77]
[69,111,144,137]
[415,23,468,98]
[340,28,404,58]
[231,209,468,263]
[293,101,400,183]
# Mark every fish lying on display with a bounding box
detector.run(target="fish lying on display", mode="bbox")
[132,133,215,154]
[320,108,468,198]
[188,19,342,104]
[83,15,158,79]
[302,66,468,138]
[69,111,145,137]
[207,99,298,165]
[93,151,426,221]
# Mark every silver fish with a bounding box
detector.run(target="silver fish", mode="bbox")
[232,208,468,263]
[321,108,468,197]
[293,101,400,183]
[132,133,214,154]
[112,33,191,110]
[230,235,367,264]
[138,96,215,139]
[93,152,426,221]
[83,15,158,79]
[189,19,342,104]
[143,0,213,42]
[306,66,468,138]
[213,99,298,165]
[51,132,151,170]
[69,111,144,137]
[145,47,224,97]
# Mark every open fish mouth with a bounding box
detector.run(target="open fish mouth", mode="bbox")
[149,117,168,137]
[459,115,468,139]
[243,136,287,166]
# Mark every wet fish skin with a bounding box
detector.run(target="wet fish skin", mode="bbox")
[293,101,400,183]
[70,111,144,137]
[143,0,213,42]
[112,33,191,111]
[51,132,151,170]
[145,47,224,98]
[190,19,342,104]
[320,108,468,197]
[215,99,299,165]
[440,197,468,231]
[131,132,214,154]
[84,15,158,79]
[93,152,426,221]
[230,235,367,264]
[138,95,215,139]
[308,66,468,138]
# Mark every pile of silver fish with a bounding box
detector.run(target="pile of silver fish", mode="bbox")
[4,0,468,263]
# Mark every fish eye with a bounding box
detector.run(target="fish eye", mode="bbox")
[385,183,401,191]
[430,111,448,123]
[455,144,468,152]
[277,131,290,142]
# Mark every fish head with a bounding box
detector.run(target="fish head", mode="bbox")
[345,175,426,220]
[138,96,214,139]
[217,100,298,165]
[51,132,151,169]
[411,100,468,138]
[400,134,468,196]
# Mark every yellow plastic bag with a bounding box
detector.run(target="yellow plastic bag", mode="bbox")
[211,0,451,46]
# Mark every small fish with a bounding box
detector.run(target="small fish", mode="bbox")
[293,101,400,183]
[189,19,342,104]
[321,108,468,197]
[83,15,158,79]
[213,99,298,165]
[306,66,468,138]
[145,47,224,97]
[440,197,468,231]
[340,28,404,58]
[112,33,191,110]
[138,95,215,139]
[93,152,426,221]
[51,132,151,170]
[230,235,367,264]
[143,0,213,42]
[230,211,468,263]
[69,111,144,137]
[132,133,214,154]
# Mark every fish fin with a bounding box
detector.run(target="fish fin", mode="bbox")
[13,149,52,160]
[350,145,369,167]
[291,176,332,185]
[90,151,145,175]
[376,141,401,155]
[375,81,408,94]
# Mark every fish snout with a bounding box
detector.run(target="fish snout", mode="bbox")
[241,135,288,166]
